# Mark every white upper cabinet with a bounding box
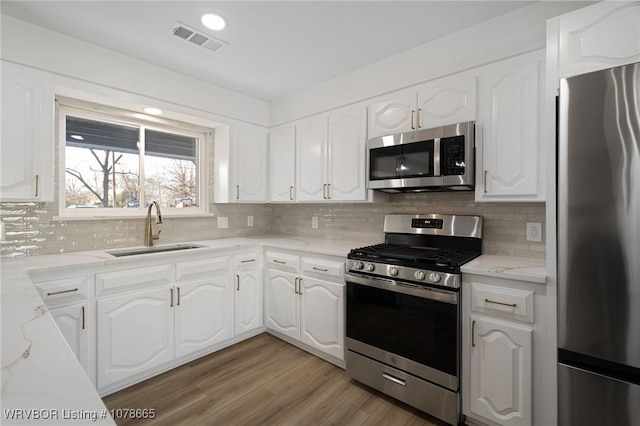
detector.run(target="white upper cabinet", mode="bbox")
[327,105,367,201]
[296,115,328,202]
[368,73,476,138]
[1,61,55,202]
[268,124,296,202]
[368,93,416,137]
[233,123,267,202]
[476,51,545,202]
[416,73,477,129]
[556,1,640,79]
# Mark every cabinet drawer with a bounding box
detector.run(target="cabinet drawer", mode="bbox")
[301,257,344,280]
[470,282,534,323]
[35,276,90,307]
[234,252,260,270]
[96,264,173,296]
[176,256,232,281]
[265,251,300,273]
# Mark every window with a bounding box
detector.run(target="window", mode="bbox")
[59,104,209,217]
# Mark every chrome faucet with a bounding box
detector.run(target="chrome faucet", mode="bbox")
[144,201,163,247]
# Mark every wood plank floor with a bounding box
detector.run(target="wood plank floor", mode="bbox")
[103,333,446,425]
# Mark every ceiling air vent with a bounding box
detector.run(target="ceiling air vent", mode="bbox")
[171,22,228,53]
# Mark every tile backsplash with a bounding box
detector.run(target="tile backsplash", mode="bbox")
[270,192,546,259]
[0,193,544,258]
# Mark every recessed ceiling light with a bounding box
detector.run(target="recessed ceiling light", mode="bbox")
[70,134,84,140]
[143,107,163,115]
[201,13,226,31]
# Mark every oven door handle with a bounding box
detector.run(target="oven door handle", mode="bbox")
[346,273,458,304]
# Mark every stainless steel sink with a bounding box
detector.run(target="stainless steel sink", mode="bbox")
[106,244,206,257]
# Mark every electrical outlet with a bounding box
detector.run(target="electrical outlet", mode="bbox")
[311,216,319,229]
[217,216,229,229]
[247,216,254,227]
[526,222,542,242]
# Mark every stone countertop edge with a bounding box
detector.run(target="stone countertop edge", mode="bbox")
[0,236,364,424]
[461,254,547,284]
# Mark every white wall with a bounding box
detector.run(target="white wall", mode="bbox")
[269,1,594,126]
[0,14,269,127]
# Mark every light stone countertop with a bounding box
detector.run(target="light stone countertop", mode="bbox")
[0,236,365,425]
[461,254,547,284]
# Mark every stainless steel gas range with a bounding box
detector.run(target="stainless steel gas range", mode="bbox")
[345,214,482,426]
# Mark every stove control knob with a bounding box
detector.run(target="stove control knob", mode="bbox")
[414,271,426,281]
[389,267,399,277]
[366,263,376,272]
[428,272,442,283]
[353,261,364,270]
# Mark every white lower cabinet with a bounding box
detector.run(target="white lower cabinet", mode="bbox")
[234,253,263,335]
[97,285,174,388]
[264,251,345,363]
[264,269,300,340]
[50,303,89,373]
[300,276,344,359]
[463,276,543,426]
[174,275,234,358]
[468,315,532,426]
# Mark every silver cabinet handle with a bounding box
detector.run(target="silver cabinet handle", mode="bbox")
[81,306,85,330]
[236,274,240,291]
[170,288,174,307]
[35,174,39,197]
[411,109,415,129]
[236,185,240,200]
[273,259,286,264]
[323,184,328,199]
[472,320,476,347]
[326,183,331,199]
[240,259,255,263]
[177,287,181,306]
[484,171,488,194]
[298,277,302,295]
[289,186,294,200]
[312,267,328,272]
[382,373,406,387]
[417,108,422,128]
[485,298,517,308]
[294,277,298,294]
[47,288,78,296]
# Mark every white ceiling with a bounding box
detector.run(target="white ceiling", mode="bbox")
[1,1,542,101]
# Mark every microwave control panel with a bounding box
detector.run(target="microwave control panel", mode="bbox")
[440,136,466,176]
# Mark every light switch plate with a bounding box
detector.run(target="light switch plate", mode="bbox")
[218,216,229,229]
[247,216,254,227]
[312,216,319,229]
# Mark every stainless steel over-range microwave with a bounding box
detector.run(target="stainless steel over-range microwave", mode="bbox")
[367,122,475,193]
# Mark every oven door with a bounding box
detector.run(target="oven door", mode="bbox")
[346,273,459,391]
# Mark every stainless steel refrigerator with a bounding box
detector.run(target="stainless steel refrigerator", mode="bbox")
[558,61,640,425]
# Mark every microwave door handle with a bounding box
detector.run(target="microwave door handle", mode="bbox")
[396,156,403,176]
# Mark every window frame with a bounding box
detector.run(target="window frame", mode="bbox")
[58,104,210,219]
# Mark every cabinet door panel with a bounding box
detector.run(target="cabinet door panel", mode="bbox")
[269,124,296,202]
[235,269,262,335]
[559,2,640,78]
[470,315,532,426]
[51,304,88,372]
[479,58,540,199]
[327,106,367,201]
[417,74,476,128]
[97,286,174,388]
[1,62,54,201]
[234,124,267,201]
[300,277,344,360]
[264,270,299,340]
[368,93,416,138]
[296,117,327,201]
[175,275,233,358]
